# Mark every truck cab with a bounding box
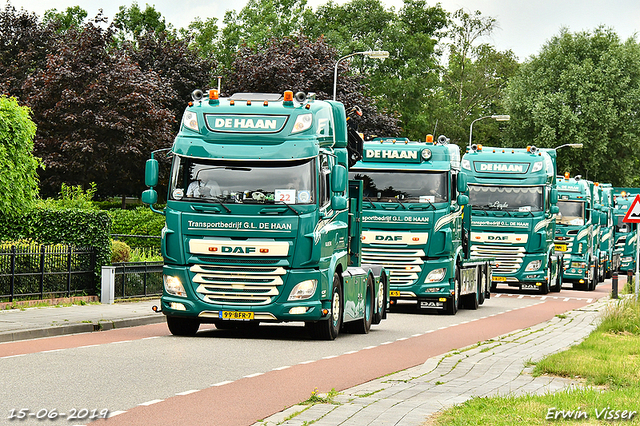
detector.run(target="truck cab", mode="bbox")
[462,145,562,294]
[348,135,491,315]
[614,188,640,273]
[555,174,600,290]
[142,90,388,339]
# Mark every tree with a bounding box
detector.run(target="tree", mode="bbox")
[43,6,88,31]
[225,35,400,137]
[438,9,518,146]
[0,95,40,216]
[112,2,173,42]
[504,27,640,186]
[23,21,176,198]
[124,31,217,133]
[0,3,56,101]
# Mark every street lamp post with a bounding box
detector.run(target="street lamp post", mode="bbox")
[468,115,510,149]
[333,50,389,101]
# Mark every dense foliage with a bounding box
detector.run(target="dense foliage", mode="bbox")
[0,95,40,216]
[0,207,112,273]
[504,27,640,186]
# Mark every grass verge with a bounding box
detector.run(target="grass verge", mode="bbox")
[427,297,640,425]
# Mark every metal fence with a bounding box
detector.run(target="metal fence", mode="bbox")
[112,261,163,299]
[0,244,96,302]
[111,234,161,259]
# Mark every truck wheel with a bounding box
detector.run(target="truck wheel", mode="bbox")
[167,316,200,336]
[540,265,551,295]
[446,269,460,315]
[551,262,562,292]
[373,273,387,325]
[588,262,597,291]
[307,273,343,340]
[347,276,374,334]
[599,263,605,283]
[478,267,486,305]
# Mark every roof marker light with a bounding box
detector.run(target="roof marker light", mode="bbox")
[477,144,483,151]
[209,89,219,100]
[564,172,570,179]
[230,100,235,106]
[247,100,252,105]
[426,134,434,143]
[283,91,294,105]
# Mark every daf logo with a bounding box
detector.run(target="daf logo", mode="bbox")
[222,246,256,254]
[487,236,508,241]
[375,235,403,241]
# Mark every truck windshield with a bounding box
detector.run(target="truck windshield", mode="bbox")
[556,200,585,225]
[469,185,543,212]
[169,156,315,205]
[348,170,448,203]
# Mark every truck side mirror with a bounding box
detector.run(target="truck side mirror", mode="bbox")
[331,164,347,193]
[331,195,348,211]
[550,188,558,204]
[550,205,560,215]
[145,159,159,187]
[457,173,468,193]
[141,188,158,205]
[457,194,469,206]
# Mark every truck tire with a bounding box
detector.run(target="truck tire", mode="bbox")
[540,265,551,295]
[478,266,486,305]
[167,316,200,336]
[347,276,374,334]
[307,273,343,340]
[373,272,387,325]
[551,262,562,292]
[588,261,597,291]
[446,269,460,315]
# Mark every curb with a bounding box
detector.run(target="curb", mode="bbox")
[0,315,166,343]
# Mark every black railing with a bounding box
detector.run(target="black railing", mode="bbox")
[0,245,96,302]
[112,261,163,299]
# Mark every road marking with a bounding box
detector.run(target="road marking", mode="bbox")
[212,381,233,387]
[78,344,101,349]
[110,340,133,344]
[299,360,315,365]
[41,349,63,353]
[363,346,377,350]
[564,298,570,302]
[343,350,358,355]
[244,372,264,378]
[139,399,163,406]
[411,333,423,337]
[107,411,126,418]
[176,390,199,396]
[518,295,524,299]
[323,355,338,359]
[381,341,393,345]
[142,336,160,340]
[2,354,26,359]
[272,366,290,371]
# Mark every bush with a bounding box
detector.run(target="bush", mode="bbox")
[107,206,164,252]
[0,207,111,274]
[111,240,131,263]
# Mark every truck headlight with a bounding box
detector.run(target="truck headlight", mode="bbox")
[425,268,446,283]
[531,161,543,173]
[292,114,313,133]
[288,279,317,300]
[571,261,587,269]
[525,260,541,272]
[164,275,187,297]
[461,159,471,170]
[182,111,199,132]
[622,257,633,263]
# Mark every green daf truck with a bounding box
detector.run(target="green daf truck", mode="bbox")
[555,174,601,290]
[597,183,619,279]
[348,136,492,315]
[461,145,562,294]
[614,188,640,273]
[142,89,388,340]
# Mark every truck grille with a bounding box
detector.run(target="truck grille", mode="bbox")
[471,244,524,274]
[362,247,425,286]
[191,264,286,305]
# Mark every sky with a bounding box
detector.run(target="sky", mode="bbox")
[6,0,640,61]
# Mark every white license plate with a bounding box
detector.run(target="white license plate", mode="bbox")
[420,301,444,309]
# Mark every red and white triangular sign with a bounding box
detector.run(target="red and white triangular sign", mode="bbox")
[623,194,640,223]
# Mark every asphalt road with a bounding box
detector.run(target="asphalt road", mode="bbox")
[0,283,610,426]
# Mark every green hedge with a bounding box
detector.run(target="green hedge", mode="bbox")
[0,207,111,273]
[107,207,165,249]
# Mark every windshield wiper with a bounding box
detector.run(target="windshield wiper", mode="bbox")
[195,198,231,213]
[279,202,299,215]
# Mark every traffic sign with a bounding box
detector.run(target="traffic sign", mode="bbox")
[623,194,640,223]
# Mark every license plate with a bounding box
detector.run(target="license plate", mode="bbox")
[420,301,444,309]
[492,276,507,282]
[219,311,254,320]
[390,290,401,297]
[555,244,567,252]
[521,284,538,290]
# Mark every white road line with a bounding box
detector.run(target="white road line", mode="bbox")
[322,355,338,360]
[110,340,133,344]
[564,298,570,302]
[518,295,524,299]
[41,349,63,353]
[411,333,423,337]
[381,341,393,345]
[272,366,290,371]
[299,360,315,364]
[211,380,233,387]
[107,411,127,418]
[176,390,199,396]
[362,346,377,350]
[343,351,358,355]
[244,372,264,378]
[142,336,160,340]
[139,399,163,406]
[2,354,26,359]
[78,344,101,349]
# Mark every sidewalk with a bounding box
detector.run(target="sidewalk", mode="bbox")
[254,297,613,426]
[0,299,163,343]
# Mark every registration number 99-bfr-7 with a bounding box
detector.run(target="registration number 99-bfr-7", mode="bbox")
[219,311,254,320]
